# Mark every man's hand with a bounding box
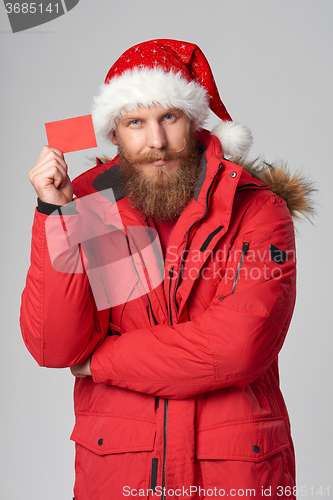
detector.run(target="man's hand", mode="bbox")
[70,358,92,378]
[29,145,73,206]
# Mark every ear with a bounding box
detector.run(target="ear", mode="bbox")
[111,131,119,147]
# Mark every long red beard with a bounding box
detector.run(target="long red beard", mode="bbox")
[119,136,201,221]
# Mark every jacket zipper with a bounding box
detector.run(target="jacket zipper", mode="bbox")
[159,268,174,497]
[173,162,223,313]
[163,164,222,497]
[128,228,168,495]
[168,267,175,326]
[161,398,168,500]
[219,242,250,300]
[150,458,158,492]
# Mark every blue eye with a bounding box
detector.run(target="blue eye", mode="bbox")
[130,120,140,125]
[164,114,174,120]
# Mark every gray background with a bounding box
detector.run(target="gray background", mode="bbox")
[1,0,332,498]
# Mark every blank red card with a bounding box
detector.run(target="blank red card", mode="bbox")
[45,115,97,153]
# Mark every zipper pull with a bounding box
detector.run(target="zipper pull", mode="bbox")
[242,242,250,255]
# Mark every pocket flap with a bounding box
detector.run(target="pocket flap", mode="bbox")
[70,413,156,456]
[196,417,290,462]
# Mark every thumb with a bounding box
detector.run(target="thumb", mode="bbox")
[58,173,71,190]
[53,169,64,189]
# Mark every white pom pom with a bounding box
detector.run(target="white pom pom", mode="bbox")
[211,121,253,157]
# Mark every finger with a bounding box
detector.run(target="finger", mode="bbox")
[71,370,86,378]
[32,150,68,176]
[31,157,68,183]
[31,162,68,191]
[70,366,84,377]
[30,156,68,188]
[36,145,65,163]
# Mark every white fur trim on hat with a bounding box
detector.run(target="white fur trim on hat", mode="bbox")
[211,121,253,157]
[92,68,210,139]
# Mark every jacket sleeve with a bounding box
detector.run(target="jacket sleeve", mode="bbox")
[20,208,110,368]
[90,195,297,399]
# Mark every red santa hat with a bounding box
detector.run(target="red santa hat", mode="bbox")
[92,39,253,157]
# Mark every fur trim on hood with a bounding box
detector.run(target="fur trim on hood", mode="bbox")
[231,156,316,221]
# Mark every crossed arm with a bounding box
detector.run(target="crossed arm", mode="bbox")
[70,197,296,399]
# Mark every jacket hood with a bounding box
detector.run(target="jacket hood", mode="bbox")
[231,156,316,221]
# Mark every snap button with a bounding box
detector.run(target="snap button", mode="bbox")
[230,171,237,178]
[98,438,104,446]
[252,445,260,453]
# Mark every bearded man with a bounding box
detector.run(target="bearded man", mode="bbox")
[21,40,312,500]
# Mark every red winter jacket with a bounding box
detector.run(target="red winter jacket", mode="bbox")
[21,131,297,499]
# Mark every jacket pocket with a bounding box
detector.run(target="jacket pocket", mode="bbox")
[196,417,290,462]
[70,412,156,455]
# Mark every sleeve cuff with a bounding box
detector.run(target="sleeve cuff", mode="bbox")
[37,198,78,215]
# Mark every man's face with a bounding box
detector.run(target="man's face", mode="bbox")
[112,104,195,177]
[112,105,201,221]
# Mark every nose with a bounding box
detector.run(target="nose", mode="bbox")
[146,121,167,149]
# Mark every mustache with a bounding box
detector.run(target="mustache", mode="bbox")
[120,139,187,164]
